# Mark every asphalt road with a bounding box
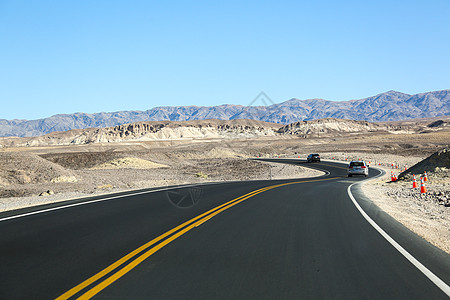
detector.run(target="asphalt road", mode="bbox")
[0,159,449,299]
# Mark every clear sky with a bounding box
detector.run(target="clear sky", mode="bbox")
[1,0,449,120]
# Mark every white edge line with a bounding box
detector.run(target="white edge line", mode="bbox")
[10,158,448,295]
[0,167,317,223]
[347,173,450,297]
[0,176,291,222]
[7,158,447,294]
[0,184,203,222]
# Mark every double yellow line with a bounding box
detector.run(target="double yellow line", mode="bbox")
[57,177,335,299]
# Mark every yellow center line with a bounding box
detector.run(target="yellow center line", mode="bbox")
[55,186,274,300]
[78,190,273,299]
[56,177,338,300]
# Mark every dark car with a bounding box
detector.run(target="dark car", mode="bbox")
[307,153,320,162]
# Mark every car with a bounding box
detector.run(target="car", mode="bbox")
[307,153,320,162]
[348,160,369,177]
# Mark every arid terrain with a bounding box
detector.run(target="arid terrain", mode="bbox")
[0,117,449,253]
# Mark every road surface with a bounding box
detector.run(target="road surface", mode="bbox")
[0,159,449,299]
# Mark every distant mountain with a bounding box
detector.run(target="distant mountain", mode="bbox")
[1,90,449,137]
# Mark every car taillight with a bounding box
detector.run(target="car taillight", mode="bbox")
[349,166,353,169]
[361,166,366,168]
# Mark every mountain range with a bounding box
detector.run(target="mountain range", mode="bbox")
[1,89,449,137]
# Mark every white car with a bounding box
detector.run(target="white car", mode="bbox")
[348,161,369,177]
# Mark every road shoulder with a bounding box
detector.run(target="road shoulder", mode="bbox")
[360,166,449,254]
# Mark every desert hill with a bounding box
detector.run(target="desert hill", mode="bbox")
[278,116,450,137]
[0,119,280,147]
[1,89,449,137]
[398,147,450,180]
[0,117,449,148]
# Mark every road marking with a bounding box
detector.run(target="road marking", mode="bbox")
[54,185,274,300]
[347,178,450,297]
[0,184,209,222]
[0,181,250,222]
[77,185,281,299]
[57,177,337,299]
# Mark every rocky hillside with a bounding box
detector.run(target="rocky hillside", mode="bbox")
[1,90,449,137]
[277,116,450,137]
[399,147,450,180]
[278,119,382,136]
[1,117,448,148]
[0,119,280,147]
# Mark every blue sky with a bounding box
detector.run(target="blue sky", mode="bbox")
[1,0,449,120]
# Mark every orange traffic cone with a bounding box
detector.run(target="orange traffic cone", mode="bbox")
[412,175,418,188]
[424,171,428,182]
[391,172,396,182]
[420,177,427,193]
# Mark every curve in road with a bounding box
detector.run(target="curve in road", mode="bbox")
[0,159,448,299]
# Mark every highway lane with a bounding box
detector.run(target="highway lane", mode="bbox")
[0,159,449,299]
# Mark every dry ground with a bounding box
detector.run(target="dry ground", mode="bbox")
[0,130,449,252]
